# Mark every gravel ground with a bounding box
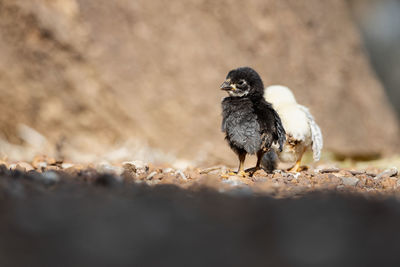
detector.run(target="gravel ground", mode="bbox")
[1,156,400,266]
[2,156,398,198]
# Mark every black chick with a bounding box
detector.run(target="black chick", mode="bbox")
[220,67,286,176]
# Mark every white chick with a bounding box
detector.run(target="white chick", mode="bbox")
[264,85,323,172]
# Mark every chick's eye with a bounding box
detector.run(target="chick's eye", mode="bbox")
[238,80,245,86]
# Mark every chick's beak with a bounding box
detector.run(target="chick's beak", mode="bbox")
[220,80,234,91]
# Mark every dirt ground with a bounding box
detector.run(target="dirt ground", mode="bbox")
[1,156,399,199]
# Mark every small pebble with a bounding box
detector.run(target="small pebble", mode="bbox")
[146,171,158,180]
[41,171,60,185]
[162,168,174,174]
[319,168,340,174]
[292,173,300,179]
[349,170,365,176]
[200,166,225,174]
[280,172,289,178]
[8,164,18,171]
[17,162,34,172]
[375,167,398,180]
[176,170,187,180]
[96,162,124,176]
[61,163,74,169]
[122,161,149,175]
[341,177,359,186]
[36,162,47,171]
[46,165,60,171]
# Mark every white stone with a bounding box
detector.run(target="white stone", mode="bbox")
[341,177,359,186]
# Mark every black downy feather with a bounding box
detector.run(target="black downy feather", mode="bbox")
[221,67,286,162]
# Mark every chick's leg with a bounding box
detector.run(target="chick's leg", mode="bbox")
[221,151,247,178]
[255,150,264,169]
[288,159,302,172]
[237,152,246,177]
[287,150,304,172]
[246,150,264,177]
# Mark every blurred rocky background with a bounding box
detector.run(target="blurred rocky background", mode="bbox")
[350,0,400,118]
[0,0,398,166]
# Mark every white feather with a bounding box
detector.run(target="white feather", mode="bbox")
[298,105,323,161]
[264,85,323,163]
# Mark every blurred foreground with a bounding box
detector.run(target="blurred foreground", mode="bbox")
[1,163,400,267]
[0,0,398,167]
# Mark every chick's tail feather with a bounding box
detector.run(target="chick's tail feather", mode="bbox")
[261,150,278,173]
[271,108,286,152]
